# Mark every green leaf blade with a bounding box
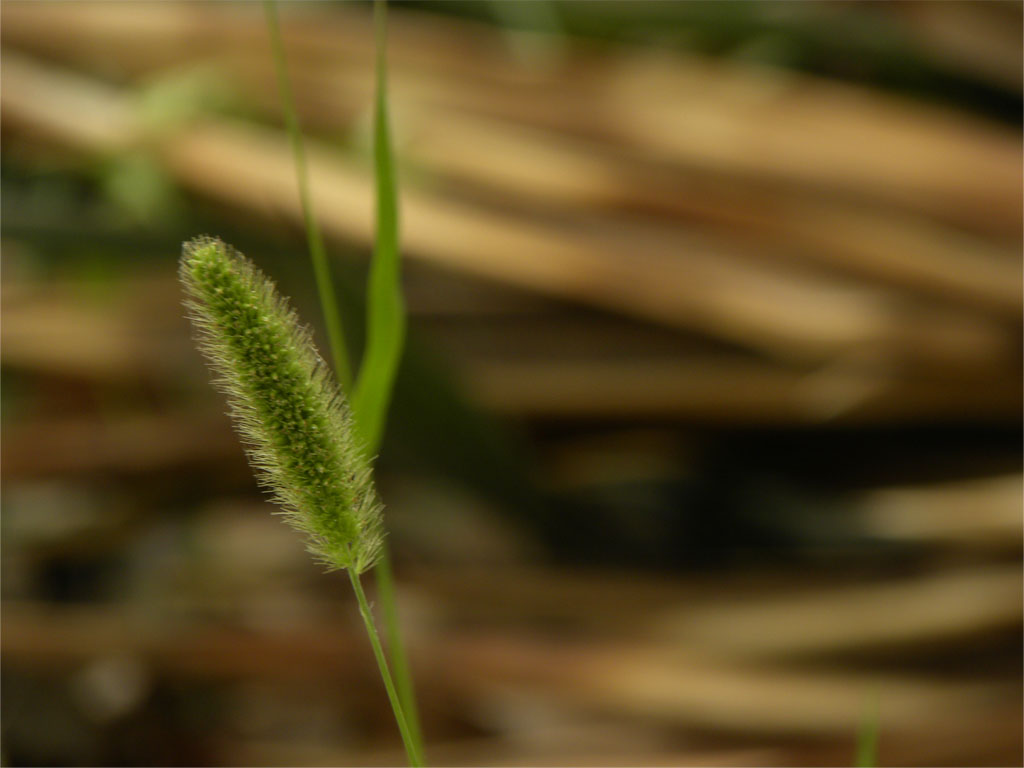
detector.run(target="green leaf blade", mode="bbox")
[352,0,406,457]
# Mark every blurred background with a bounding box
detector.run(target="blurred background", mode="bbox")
[2,1,1022,765]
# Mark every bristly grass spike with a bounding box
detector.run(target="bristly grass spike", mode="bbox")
[179,235,384,574]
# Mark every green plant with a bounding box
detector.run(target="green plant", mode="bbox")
[185,1,424,762]
[180,237,422,766]
[263,0,424,759]
[855,691,880,767]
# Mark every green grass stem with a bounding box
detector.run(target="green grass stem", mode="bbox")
[349,569,425,768]
[263,0,353,393]
[374,544,424,752]
[855,691,880,767]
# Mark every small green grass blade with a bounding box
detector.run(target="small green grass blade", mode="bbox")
[352,0,405,454]
[855,691,881,767]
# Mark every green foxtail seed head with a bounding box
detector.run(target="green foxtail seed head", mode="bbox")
[180,236,383,573]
